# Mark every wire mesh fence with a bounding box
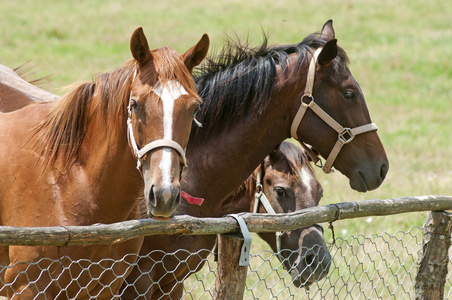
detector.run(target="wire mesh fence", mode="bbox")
[2,197,452,299]
[182,226,432,299]
[2,224,452,299]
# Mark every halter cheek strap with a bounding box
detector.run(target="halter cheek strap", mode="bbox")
[290,48,378,173]
[127,70,187,173]
[253,165,324,268]
[253,165,284,263]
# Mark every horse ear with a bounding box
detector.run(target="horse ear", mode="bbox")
[268,144,281,160]
[321,19,335,40]
[182,34,210,72]
[318,39,338,66]
[130,27,152,65]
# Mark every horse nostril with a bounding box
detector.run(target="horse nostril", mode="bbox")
[380,162,388,180]
[148,185,157,207]
[173,190,181,209]
[304,253,315,266]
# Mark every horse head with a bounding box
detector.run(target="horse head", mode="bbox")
[255,142,331,287]
[128,28,209,219]
[291,20,389,192]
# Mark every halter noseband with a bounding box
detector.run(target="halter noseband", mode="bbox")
[290,48,378,173]
[127,70,187,173]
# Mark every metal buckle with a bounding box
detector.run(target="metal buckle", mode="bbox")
[339,128,354,144]
[301,93,314,107]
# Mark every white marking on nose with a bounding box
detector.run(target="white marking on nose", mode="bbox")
[154,81,188,188]
[162,185,172,204]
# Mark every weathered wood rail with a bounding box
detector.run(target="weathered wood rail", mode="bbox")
[0,195,451,246]
[1,195,452,299]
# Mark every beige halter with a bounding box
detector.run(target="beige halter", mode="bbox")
[290,48,377,173]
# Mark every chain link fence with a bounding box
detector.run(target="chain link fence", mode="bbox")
[2,224,452,299]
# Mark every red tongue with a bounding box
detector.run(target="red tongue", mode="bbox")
[180,191,204,206]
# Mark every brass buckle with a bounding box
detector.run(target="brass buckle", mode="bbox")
[339,128,354,144]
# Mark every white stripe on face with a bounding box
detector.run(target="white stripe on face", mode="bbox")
[299,166,313,195]
[153,81,188,201]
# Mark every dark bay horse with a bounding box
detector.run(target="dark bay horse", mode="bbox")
[0,28,209,299]
[221,141,331,288]
[121,20,388,299]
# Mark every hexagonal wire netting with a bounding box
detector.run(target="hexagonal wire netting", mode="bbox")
[2,224,452,299]
[183,226,441,299]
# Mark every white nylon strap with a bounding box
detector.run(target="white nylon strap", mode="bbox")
[127,70,187,172]
[137,139,187,166]
[253,166,284,263]
[127,113,187,169]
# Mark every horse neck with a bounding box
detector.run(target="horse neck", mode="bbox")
[180,90,294,217]
[76,99,143,219]
[220,173,257,215]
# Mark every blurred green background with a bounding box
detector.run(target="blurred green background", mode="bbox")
[0,0,451,237]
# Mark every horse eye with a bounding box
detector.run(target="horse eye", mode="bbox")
[275,187,286,197]
[130,99,139,111]
[343,91,355,101]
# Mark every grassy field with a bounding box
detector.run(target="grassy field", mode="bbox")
[0,0,451,295]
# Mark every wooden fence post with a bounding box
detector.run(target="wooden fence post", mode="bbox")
[415,211,452,300]
[213,233,248,299]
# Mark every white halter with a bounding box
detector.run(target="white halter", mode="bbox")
[253,165,324,268]
[127,70,187,173]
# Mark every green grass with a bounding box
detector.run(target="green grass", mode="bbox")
[1,0,450,248]
[1,0,451,296]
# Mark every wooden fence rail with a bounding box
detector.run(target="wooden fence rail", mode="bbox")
[0,195,451,246]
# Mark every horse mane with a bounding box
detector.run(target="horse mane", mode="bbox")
[32,47,198,170]
[192,32,349,137]
[275,141,315,179]
[31,63,135,170]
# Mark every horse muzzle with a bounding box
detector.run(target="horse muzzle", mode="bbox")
[289,245,332,287]
[146,183,181,219]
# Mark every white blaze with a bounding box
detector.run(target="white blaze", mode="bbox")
[299,166,313,195]
[153,80,188,201]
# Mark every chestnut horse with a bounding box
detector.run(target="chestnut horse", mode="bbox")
[121,20,388,299]
[0,28,209,299]
[222,141,331,288]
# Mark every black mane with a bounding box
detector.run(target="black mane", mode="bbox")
[192,32,346,137]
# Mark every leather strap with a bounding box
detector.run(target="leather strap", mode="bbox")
[290,47,378,173]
